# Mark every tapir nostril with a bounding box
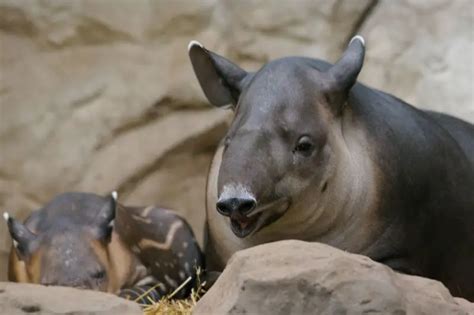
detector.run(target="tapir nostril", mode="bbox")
[216,199,232,216]
[238,199,257,215]
[216,197,257,216]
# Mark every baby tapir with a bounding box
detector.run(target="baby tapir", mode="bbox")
[4,192,203,301]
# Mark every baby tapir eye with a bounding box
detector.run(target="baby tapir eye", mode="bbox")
[294,136,314,156]
[91,270,106,280]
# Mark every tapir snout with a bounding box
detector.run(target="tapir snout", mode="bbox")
[216,196,257,217]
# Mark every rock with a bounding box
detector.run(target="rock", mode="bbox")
[212,0,375,63]
[359,0,474,122]
[0,252,8,281]
[193,241,474,315]
[0,282,141,315]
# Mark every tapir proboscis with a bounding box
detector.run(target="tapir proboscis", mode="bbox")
[188,35,474,300]
[4,192,203,302]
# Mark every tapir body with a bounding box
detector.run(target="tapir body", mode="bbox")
[6,192,202,300]
[189,37,474,300]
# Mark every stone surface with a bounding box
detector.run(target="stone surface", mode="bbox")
[0,281,141,315]
[359,0,474,121]
[194,241,474,315]
[0,0,472,281]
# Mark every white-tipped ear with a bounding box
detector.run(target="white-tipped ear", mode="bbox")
[188,40,204,52]
[111,191,118,201]
[188,41,249,107]
[5,213,37,258]
[349,35,365,47]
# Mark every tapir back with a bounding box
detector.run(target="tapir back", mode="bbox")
[115,205,203,298]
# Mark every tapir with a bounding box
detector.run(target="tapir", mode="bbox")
[4,192,203,300]
[188,36,474,300]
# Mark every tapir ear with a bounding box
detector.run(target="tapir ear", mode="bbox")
[325,35,365,112]
[93,191,117,242]
[3,212,37,260]
[188,40,249,108]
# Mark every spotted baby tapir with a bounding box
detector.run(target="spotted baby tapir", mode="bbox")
[4,192,203,301]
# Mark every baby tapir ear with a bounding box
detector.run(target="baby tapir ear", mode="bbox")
[3,212,37,260]
[326,35,366,112]
[93,191,117,242]
[188,40,249,108]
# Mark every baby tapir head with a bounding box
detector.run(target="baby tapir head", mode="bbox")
[189,36,366,237]
[4,192,117,290]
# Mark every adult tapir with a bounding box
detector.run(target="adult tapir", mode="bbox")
[4,192,202,300]
[188,36,474,300]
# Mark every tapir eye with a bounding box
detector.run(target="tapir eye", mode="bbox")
[294,136,314,156]
[91,270,106,280]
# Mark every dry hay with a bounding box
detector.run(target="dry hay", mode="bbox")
[138,268,207,315]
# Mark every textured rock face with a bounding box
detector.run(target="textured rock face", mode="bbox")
[0,282,142,315]
[0,0,472,281]
[359,0,474,120]
[194,241,474,315]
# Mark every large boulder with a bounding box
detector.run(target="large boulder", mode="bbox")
[0,282,141,315]
[194,241,474,315]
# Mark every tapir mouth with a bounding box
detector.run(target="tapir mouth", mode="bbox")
[230,211,261,238]
[229,198,290,238]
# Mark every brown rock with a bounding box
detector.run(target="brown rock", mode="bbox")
[0,282,141,315]
[193,241,474,315]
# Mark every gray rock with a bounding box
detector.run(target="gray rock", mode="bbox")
[193,241,474,315]
[0,282,142,315]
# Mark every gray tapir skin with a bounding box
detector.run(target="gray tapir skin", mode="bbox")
[4,192,202,300]
[188,36,474,300]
